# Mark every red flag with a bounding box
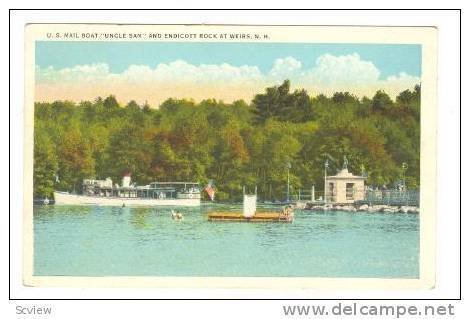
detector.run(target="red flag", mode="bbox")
[204,184,215,201]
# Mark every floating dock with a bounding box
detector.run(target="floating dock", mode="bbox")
[208,186,294,222]
[208,211,294,223]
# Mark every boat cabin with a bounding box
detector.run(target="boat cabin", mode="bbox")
[82,177,200,199]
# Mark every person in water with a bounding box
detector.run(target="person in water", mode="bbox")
[171,210,183,220]
[281,205,293,217]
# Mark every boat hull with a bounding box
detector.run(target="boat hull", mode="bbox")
[53,191,200,207]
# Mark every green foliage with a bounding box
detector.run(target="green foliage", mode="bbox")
[34,123,58,198]
[56,125,95,192]
[372,90,393,111]
[33,82,421,200]
[103,95,119,109]
[252,80,314,123]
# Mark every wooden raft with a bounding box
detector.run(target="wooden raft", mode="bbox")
[208,211,294,222]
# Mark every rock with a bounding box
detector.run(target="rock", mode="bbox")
[358,204,369,211]
[344,205,356,212]
[399,206,419,213]
[295,202,307,209]
[408,206,419,214]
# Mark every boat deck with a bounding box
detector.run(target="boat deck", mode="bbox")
[208,211,294,222]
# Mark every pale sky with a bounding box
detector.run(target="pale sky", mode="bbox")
[35,42,422,106]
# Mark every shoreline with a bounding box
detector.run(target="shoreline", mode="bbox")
[298,202,419,214]
[33,201,420,214]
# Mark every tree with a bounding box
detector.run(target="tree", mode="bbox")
[396,89,413,105]
[252,86,280,124]
[252,80,313,123]
[126,100,140,110]
[32,82,421,200]
[209,123,249,200]
[103,95,119,109]
[106,124,154,185]
[282,88,313,122]
[372,90,393,111]
[33,127,58,198]
[332,92,358,105]
[57,126,95,192]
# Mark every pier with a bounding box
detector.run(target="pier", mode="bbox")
[208,186,294,222]
[208,211,293,222]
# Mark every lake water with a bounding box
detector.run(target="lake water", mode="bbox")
[34,204,419,278]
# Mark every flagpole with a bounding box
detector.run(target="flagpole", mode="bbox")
[286,162,291,203]
[324,159,329,204]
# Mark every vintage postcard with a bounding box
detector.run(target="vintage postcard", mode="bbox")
[23,24,437,289]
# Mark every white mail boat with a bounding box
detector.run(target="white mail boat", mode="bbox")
[54,174,201,207]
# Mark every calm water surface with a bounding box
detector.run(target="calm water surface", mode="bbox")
[34,204,419,278]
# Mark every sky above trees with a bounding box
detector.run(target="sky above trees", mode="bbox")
[35,42,421,106]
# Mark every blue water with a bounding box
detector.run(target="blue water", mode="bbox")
[33,204,419,278]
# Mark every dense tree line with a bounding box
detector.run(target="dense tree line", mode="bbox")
[34,80,420,201]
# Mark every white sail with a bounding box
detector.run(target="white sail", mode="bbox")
[243,194,257,217]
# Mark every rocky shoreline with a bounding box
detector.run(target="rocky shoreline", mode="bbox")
[298,202,419,214]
